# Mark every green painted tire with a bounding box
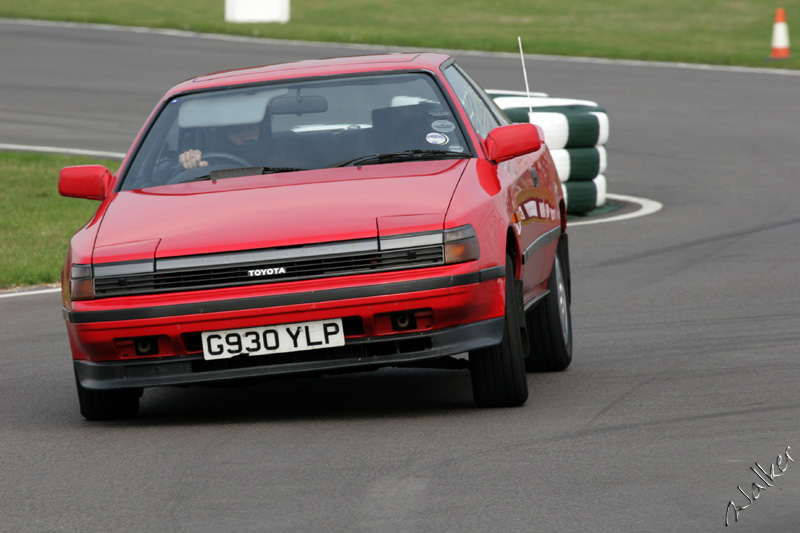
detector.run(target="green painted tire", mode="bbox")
[564,175,607,215]
[486,90,609,149]
[550,146,607,182]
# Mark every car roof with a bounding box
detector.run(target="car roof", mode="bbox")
[169,53,454,94]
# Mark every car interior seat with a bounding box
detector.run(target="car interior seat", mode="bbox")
[371,103,439,154]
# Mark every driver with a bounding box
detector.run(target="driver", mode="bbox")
[178,123,262,169]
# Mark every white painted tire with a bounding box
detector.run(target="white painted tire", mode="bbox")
[550,146,607,182]
[487,90,609,149]
[488,90,610,215]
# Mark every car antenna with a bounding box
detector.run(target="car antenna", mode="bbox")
[518,36,534,123]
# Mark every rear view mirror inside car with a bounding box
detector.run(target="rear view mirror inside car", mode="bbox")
[269,95,328,115]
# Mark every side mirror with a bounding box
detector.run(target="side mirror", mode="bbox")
[58,165,112,201]
[484,123,542,163]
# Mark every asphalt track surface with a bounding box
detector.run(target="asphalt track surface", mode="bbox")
[1,20,799,532]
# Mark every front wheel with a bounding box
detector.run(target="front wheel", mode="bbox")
[469,255,529,407]
[75,374,141,421]
[524,244,573,372]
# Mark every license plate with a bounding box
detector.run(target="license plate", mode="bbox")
[201,318,344,360]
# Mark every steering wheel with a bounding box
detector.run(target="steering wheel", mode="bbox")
[199,152,252,167]
[168,151,254,184]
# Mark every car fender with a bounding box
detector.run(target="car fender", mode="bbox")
[444,159,511,274]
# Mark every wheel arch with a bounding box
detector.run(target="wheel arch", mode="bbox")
[557,232,571,304]
[559,198,568,234]
[505,227,522,279]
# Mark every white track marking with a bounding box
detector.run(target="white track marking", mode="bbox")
[0,143,125,159]
[569,194,663,226]
[0,287,60,299]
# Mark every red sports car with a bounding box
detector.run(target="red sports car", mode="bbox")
[59,53,573,420]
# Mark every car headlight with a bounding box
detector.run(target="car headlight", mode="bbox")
[444,225,480,264]
[70,264,95,300]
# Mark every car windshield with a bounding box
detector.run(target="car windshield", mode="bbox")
[120,72,472,190]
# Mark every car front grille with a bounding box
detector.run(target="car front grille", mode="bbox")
[93,242,444,298]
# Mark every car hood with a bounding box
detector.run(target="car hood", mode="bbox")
[93,160,468,262]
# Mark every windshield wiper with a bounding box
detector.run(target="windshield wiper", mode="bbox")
[192,166,307,181]
[261,166,308,174]
[330,150,471,168]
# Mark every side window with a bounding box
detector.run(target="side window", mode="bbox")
[443,65,502,138]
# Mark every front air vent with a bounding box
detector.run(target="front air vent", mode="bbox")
[93,242,444,298]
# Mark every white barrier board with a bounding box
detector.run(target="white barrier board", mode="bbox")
[225,0,290,23]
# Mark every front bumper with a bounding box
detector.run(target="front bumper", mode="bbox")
[66,266,507,390]
[74,317,503,390]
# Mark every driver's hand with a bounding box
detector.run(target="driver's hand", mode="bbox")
[179,149,208,170]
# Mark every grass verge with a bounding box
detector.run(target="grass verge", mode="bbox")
[0,152,118,289]
[1,0,799,69]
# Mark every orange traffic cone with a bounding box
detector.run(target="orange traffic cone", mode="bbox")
[770,8,791,59]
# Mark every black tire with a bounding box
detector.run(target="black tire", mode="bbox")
[525,245,573,372]
[470,255,529,407]
[76,375,141,421]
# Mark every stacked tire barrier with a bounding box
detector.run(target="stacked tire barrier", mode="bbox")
[486,90,609,215]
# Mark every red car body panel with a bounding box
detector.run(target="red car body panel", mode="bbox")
[59,53,568,399]
[93,160,466,259]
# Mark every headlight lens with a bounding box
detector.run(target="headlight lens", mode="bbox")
[69,264,94,300]
[444,225,480,264]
